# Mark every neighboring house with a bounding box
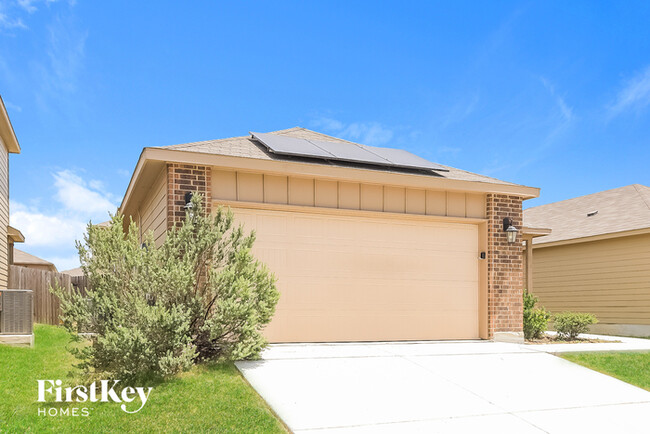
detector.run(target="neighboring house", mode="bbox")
[524,184,650,337]
[120,127,540,343]
[61,267,83,277]
[0,97,21,289]
[11,248,57,273]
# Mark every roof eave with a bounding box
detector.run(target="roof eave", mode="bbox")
[522,226,552,238]
[146,147,540,198]
[7,225,25,243]
[532,227,650,248]
[0,96,20,154]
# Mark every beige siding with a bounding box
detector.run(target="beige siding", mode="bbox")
[212,168,487,219]
[0,140,8,288]
[532,234,650,325]
[138,168,167,247]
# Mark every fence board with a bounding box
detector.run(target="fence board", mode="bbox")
[8,265,88,325]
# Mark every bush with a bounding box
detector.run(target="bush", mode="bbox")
[54,195,279,382]
[553,312,598,340]
[523,289,550,340]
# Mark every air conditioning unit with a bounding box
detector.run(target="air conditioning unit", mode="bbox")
[0,289,33,335]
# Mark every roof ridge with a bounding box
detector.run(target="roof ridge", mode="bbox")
[161,134,250,149]
[272,127,361,145]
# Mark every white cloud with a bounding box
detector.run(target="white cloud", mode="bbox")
[10,170,118,270]
[310,117,344,132]
[40,14,87,94]
[609,65,650,117]
[10,202,86,247]
[540,77,574,122]
[341,122,394,146]
[17,0,61,14]
[53,170,117,214]
[0,12,27,29]
[309,117,399,147]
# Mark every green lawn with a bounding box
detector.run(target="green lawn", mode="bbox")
[0,324,286,433]
[561,352,650,391]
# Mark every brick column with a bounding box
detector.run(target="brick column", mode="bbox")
[486,194,524,342]
[167,163,212,228]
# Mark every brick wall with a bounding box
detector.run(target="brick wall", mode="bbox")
[167,163,212,228]
[486,193,524,340]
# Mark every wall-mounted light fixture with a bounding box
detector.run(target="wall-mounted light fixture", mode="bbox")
[503,217,518,243]
[184,192,194,210]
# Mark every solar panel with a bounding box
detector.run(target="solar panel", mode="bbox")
[363,145,449,171]
[309,140,392,166]
[251,132,334,159]
[251,132,449,173]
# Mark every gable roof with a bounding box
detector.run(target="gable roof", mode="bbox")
[13,248,57,271]
[159,127,522,187]
[524,184,650,245]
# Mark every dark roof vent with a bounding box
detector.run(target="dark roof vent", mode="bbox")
[587,210,598,217]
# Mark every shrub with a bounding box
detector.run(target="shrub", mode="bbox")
[54,195,279,382]
[553,312,598,340]
[523,289,550,340]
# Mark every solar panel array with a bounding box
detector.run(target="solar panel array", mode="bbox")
[251,132,449,172]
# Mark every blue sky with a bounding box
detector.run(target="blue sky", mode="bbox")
[2,1,650,270]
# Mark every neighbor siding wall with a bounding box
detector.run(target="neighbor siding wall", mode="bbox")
[0,139,9,288]
[211,169,487,219]
[532,233,650,325]
[138,168,168,247]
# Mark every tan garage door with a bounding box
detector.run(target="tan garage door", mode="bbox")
[233,207,480,342]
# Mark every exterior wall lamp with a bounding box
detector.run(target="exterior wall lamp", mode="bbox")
[503,217,518,243]
[184,192,194,210]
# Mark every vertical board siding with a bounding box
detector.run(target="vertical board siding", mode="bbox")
[212,168,488,219]
[8,265,88,325]
[532,234,650,324]
[138,168,168,247]
[0,143,8,288]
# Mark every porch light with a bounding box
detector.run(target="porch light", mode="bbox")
[503,217,518,243]
[184,192,194,210]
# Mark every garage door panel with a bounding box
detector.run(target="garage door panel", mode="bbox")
[232,207,480,342]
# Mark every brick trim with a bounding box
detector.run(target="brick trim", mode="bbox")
[167,164,212,228]
[486,193,523,339]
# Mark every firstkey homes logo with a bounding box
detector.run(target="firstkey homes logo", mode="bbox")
[37,380,153,416]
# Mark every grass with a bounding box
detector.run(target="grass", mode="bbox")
[0,324,286,433]
[561,352,650,391]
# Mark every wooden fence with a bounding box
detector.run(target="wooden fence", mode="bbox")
[8,265,88,325]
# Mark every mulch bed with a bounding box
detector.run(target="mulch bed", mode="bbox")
[525,336,621,345]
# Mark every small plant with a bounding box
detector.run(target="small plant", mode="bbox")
[523,289,550,340]
[553,312,598,340]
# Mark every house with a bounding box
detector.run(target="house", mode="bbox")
[11,249,57,272]
[61,267,84,277]
[524,184,650,337]
[120,127,540,343]
[0,97,21,289]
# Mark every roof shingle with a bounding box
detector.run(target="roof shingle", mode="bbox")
[524,184,650,245]
[159,127,521,187]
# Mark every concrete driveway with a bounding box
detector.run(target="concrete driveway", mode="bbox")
[236,341,650,433]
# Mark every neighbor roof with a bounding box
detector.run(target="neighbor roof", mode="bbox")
[13,248,57,271]
[159,127,522,187]
[524,184,650,245]
[61,267,84,277]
